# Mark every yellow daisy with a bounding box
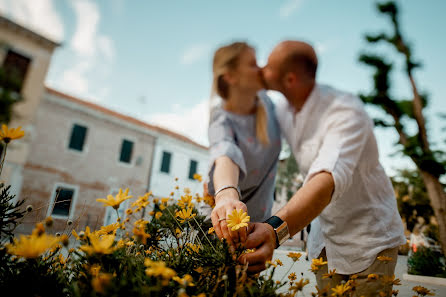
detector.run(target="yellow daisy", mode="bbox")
[96,188,133,210]
[226,209,250,231]
[0,124,25,143]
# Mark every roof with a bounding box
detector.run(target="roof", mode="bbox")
[0,14,60,48]
[45,87,208,151]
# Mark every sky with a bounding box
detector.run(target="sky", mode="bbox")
[0,0,445,176]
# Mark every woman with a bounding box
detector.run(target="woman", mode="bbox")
[207,41,281,246]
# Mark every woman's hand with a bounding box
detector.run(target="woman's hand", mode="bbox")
[211,189,248,246]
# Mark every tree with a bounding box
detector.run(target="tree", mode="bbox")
[359,1,446,255]
[275,145,302,201]
[391,169,436,236]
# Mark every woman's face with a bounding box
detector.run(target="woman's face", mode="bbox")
[230,48,264,93]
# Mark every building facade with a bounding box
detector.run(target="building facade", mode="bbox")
[0,15,59,199]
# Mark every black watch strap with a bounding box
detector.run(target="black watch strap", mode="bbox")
[264,216,284,247]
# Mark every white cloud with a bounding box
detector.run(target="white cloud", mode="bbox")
[314,39,340,55]
[279,0,304,19]
[145,99,210,146]
[180,43,213,65]
[0,0,64,41]
[97,35,115,60]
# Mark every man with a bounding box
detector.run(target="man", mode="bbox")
[240,41,406,296]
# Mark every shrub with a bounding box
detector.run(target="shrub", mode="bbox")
[407,246,446,278]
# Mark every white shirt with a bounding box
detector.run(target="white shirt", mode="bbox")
[275,84,406,274]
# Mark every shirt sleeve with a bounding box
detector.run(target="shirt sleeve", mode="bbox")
[304,98,373,202]
[207,107,247,195]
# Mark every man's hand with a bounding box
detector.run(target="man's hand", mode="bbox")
[210,191,248,246]
[239,222,276,273]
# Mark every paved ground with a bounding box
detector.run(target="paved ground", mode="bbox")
[267,246,446,296]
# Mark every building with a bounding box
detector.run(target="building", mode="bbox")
[0,15,60,200]
[0,15,209,234]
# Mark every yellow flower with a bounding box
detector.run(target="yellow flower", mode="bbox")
[322,269,337,279]
[381,275,401,286]
[290,278,309,292]
[310,257,327,273]
[6,227,60,258]
[155,212,162,219]
[176,207,196,223]
[186,243,200,253]
[377,255,393,263]
[265,260,277,268]
[173,274,194,286]
[89,265,113,294]
[315,285,330,296]
[412,285,435,296]
[161,197,170,204]
[125,209,133,215]
[287,252,302,262]
[96,188,133,210]
[0,124,25,143]
[184,188,191,195]
[131,192,151,208]
[79,233,118,255]
[226,209,250,231]
[96,223,120,236]
[367,273,379,282]
[275,259,283,266]
[331,283,351,296]
[133,225,151,244]
[178,195,194,209]
[144,258,177,279]
[208,227,215,234]
[203,195,215,208]
[243,248,256,254]
[193,173,202,182]
[288,272,297,281]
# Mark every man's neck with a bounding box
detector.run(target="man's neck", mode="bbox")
[287,81,315,113]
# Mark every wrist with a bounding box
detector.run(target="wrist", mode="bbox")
[263,223,278,248]
[215,188,240,204]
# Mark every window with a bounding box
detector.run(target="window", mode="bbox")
[68,124,87,151]
[188,160,198,180]
[160,151,171,173]
[119,139,134,163]
[51,186,75,217]
[1,49,31,93]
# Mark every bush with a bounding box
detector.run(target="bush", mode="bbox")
[407,246,446,278]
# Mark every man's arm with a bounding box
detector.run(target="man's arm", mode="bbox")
[240,171,333,273]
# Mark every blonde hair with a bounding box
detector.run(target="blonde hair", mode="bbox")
[211,41,270,146]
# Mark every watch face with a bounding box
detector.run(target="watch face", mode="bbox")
[276,223,290,246]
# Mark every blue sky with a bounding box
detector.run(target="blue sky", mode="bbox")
[1,0,445,176]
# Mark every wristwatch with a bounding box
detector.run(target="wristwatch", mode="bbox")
[264,216,290,248]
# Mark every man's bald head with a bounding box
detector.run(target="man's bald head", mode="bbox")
[272,40,318,81]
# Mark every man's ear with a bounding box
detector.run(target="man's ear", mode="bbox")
[282,72,297,89]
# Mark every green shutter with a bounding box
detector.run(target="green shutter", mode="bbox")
[188,160,198,180]
[120,139,133,163]
[68,124,87,151]
[160,151,171,173]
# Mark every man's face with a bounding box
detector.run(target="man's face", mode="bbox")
[261,51,284,91]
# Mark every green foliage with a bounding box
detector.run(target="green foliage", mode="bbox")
[359,1,446,179]
[275,153,301,202]
[407,247,446,278]
[0,190,285,297]
[0,183,26,240]
[391,169,434,232]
